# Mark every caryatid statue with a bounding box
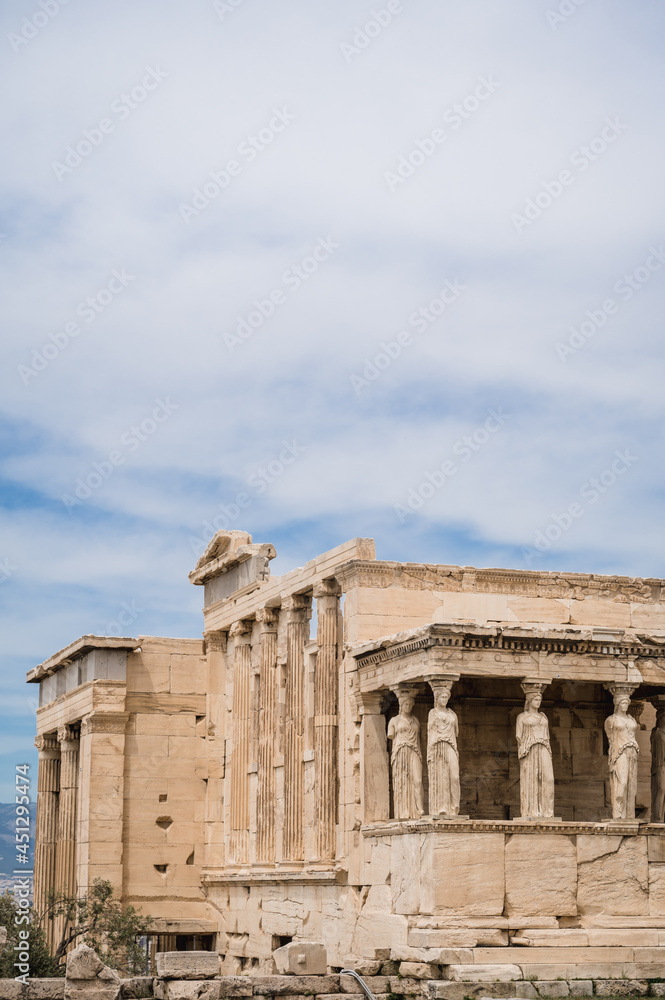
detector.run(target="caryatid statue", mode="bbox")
[516,680,555,819]
[651,703,665,824]
[387,684,424,819]
[426,677,460,816]
[604,683,639,820]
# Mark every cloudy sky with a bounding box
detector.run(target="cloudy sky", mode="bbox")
[1,0,664,800]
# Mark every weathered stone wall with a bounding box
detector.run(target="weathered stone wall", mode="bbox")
[7,973,665,1000]
[122,637,209,916]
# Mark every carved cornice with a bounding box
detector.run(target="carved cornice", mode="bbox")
[354,624,665,669]
[333,559,663,605]
[362,818,661,837]
[80,712,129,736]
[200,867,340,886]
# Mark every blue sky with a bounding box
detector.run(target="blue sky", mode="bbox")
[1,0,664,800]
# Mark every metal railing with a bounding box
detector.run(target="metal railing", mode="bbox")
[340,970,377,1000]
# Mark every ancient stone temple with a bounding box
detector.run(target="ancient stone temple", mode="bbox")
[29,532,665,980]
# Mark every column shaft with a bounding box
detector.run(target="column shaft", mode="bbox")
[256,609,278,863]
[230,621,252,863]
[314,581,341,861]
[55,725,79,895]
[283,595,310,862]
[33,734,60,943]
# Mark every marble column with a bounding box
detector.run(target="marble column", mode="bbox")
[33,733,60,941]
[313,579,341,862]
[256,608,278,863]
[55,724,79,894]
[53,724,80,948]
[282,594,310,863]
[204,630,228,868]
[359,692,390,824]
[229,620,252,864]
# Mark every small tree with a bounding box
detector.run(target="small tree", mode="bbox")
[40,879,153,975]
[0,891,60,979]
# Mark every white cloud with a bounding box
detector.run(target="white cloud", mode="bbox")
[1,0,664,753]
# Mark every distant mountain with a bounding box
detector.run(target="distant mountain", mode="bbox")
[0,802,36,875]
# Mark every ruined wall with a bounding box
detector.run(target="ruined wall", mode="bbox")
[122,638,212,922]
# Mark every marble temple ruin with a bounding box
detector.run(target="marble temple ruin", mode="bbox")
[27,532,665,981]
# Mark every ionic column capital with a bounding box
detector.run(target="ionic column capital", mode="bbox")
[256,607,279,631]
[282,593,312,616]
[57,724,80,747]
[313,578,342,600]
[229,620,253,643]
[204,630,227,653]
[35,733,59,755]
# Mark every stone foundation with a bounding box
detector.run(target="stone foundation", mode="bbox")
[6,974,665,1000]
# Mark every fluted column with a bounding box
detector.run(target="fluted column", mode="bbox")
[53,724,80,948]
[204,630,228,867]
[256,608,278,863]
[33,734,60,941]
[313,579,341,861]
[54,724,79,894]
[229,620,252,864]
[282,594,311,863]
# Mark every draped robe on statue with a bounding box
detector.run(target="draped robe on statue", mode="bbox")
[516,711,555,818]
[387,711,424,819]
[427,707,460,815]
